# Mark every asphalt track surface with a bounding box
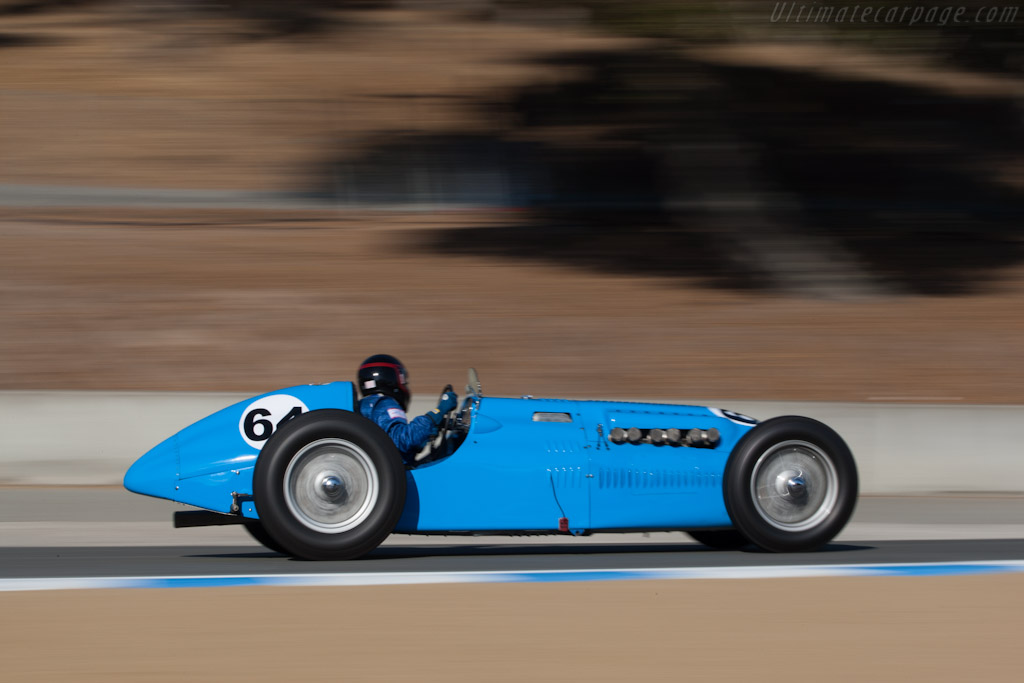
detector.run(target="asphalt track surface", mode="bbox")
[4,539,1024,582]
[2,489,1022,581]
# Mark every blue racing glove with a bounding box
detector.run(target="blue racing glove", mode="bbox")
[427,390,458,426]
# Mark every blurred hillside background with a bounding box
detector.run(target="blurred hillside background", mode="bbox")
[1,0,1022,401]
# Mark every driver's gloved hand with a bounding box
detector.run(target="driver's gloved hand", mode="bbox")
[427,391,458,426]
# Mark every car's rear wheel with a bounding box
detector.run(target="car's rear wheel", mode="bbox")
[253,409,406,560]
[723,416,857,552]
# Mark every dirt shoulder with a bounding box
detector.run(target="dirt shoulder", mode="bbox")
[3,574,1022,682]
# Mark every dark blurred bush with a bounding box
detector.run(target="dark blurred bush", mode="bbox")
[327,1,1023,295]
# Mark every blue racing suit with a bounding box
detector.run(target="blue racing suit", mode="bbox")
[359,394,439,465]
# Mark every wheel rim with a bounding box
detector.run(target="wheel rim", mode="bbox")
[750,440,838,532]
[283,438,379,533]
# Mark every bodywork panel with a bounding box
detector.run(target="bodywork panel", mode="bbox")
[125,386,755,531]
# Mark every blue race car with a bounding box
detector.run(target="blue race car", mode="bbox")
[125,369,858,560]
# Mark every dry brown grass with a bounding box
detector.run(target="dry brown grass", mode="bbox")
[3,208,1023,402]
[2,6,1022,402]
[0,6,632,190]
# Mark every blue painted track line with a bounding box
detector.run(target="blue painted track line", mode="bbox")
[2,561,1024,593]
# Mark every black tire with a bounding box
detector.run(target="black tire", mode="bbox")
[252,409,406,560]
[723,416,857,553]
[686,529,749,550]
[243,520,289,554]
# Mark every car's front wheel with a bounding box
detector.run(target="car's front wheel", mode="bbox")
[723,416,857,552]
[242,520,288,554]
[252,409,406,560]
[686,529,749,550]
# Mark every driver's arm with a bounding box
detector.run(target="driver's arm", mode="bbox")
[383,412,438,459]
[368,394,455,462]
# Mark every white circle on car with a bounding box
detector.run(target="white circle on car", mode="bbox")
[239,394,309,450]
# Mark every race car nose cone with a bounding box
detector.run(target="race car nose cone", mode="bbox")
[124,437,179,500]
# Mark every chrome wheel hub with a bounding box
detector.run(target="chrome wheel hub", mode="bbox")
[320,474,344,498]
[751,440,837,532]
[283,438,379,533]
[786,475,807,498]
[773,469,807,498]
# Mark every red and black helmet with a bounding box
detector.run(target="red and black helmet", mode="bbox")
[357,354,411,410]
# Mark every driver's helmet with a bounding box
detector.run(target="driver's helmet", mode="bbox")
[357,354,411,410]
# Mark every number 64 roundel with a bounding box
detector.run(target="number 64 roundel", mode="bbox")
[238,394,308,450]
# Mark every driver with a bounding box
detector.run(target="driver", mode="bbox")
[356,354,457,465]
